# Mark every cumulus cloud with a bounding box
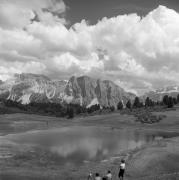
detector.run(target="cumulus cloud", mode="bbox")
[1,3,179,94]
[0,0,66,29]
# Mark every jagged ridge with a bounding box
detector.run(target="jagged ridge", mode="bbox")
[0,73,135,108]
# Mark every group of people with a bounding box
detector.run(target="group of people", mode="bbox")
[87,159,126,180]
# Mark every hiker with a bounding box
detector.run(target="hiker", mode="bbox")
[106,170,112,180]
[95,173,102,180]
[87,172,93,180]
[118,159,126,180]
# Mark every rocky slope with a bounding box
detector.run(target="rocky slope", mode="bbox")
[66,76,135,107]
[0,73,135,108]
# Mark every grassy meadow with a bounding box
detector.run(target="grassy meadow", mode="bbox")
[0,107,179,180]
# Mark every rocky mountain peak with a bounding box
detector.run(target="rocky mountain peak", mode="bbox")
[0,73,136,107]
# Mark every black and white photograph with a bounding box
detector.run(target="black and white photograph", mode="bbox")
[0,0,179,179]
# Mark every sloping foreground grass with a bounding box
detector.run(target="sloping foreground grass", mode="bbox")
[134,172,179,180]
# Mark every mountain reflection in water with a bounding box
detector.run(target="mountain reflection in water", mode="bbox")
[1,126,174,165]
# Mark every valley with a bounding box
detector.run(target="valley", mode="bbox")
[0,107,179,180]
[0,74,179,180]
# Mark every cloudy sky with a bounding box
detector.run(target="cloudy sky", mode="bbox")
[1,0,179,94]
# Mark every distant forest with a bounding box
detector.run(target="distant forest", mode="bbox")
[0,94,179,119]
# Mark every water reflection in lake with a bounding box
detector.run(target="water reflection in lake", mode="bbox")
[1,126,176,164]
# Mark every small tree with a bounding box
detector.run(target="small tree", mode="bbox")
[133,97,140,108]
[177,94,179,104]
[145,97,150,107]
[168,96,174,108]
[110,106,115,112]
[76,105,82,114]
[87,104,100,114]
[163,95,169,106]
[139,102,144,108]
[67,106,74,118]
[126,100,131,109]
[173,97,177,105]
[60,106,67,117]
[117,101,123,110]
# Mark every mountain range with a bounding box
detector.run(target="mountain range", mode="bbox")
[0,73,179,108]
[0,73,135,108]
[143,86,179,102]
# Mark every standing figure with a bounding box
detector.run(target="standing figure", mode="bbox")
[106,170,112,180]
[118,159,126,180]
[87,172,93,180]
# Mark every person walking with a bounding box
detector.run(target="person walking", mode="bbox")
[118,159,126,180]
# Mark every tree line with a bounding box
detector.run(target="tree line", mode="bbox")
[0,94,179,118]
[117,94,179,110]
[0,99,101,118]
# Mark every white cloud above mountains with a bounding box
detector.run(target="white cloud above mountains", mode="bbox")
[0,1,179,94]
[0,0,67,28]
